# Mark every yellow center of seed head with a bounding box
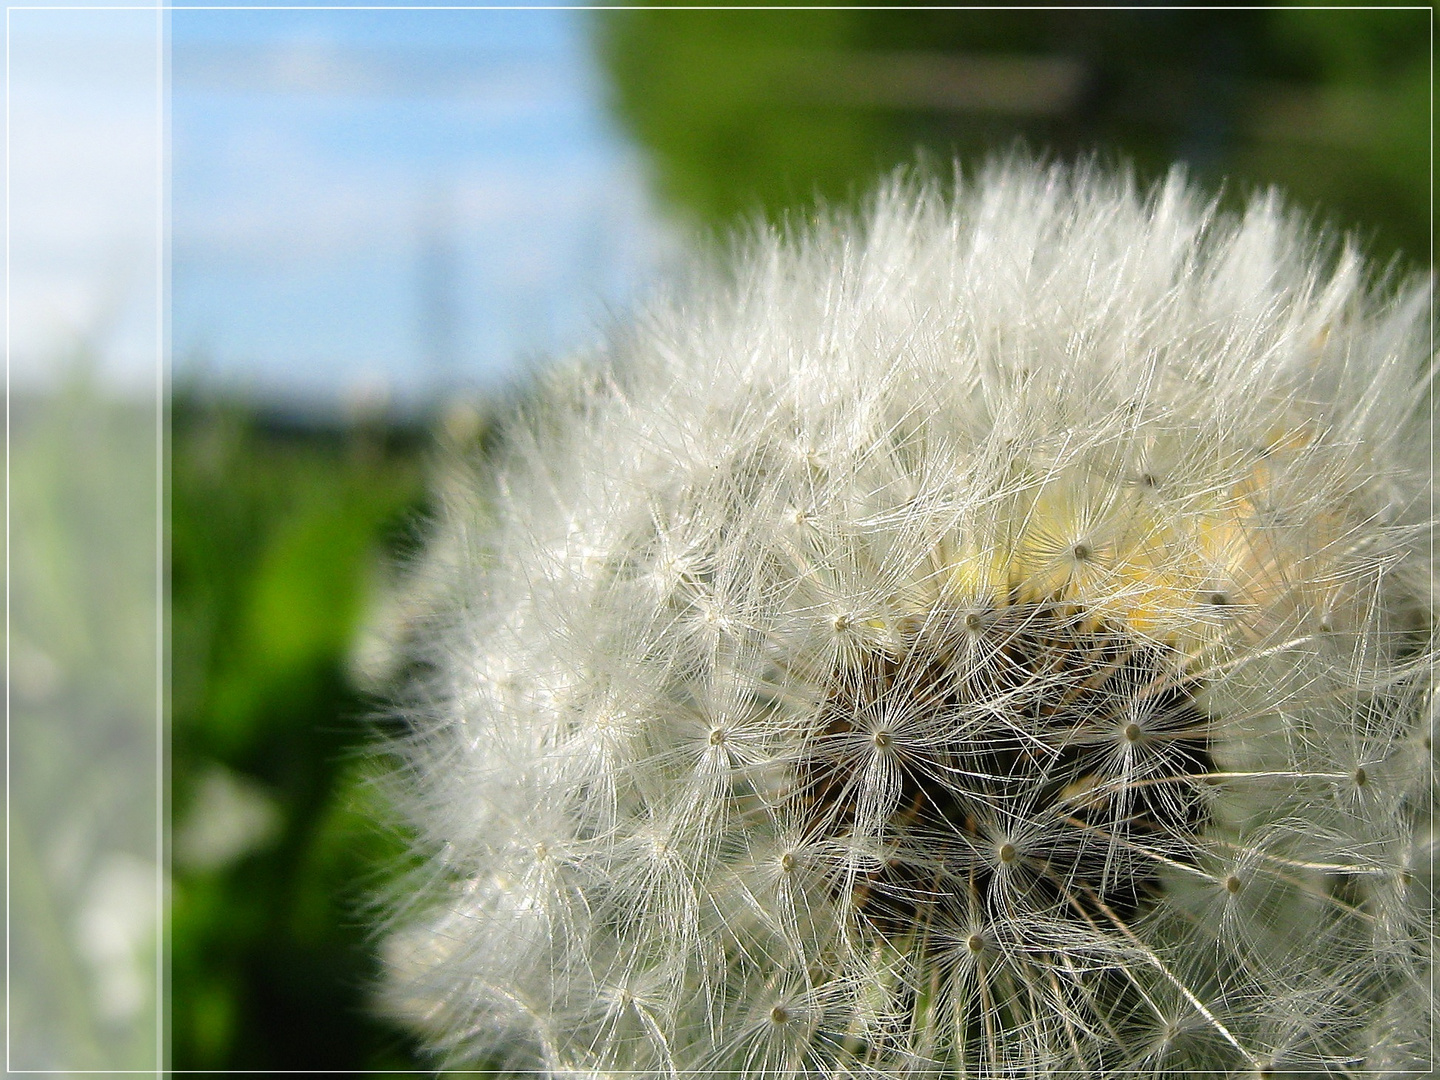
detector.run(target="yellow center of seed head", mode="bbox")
[998,843,1017,864]
[987,457,1322,654]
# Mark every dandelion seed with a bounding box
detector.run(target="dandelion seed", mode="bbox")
[378,162,1435,1077]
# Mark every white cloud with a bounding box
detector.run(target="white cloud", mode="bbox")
[175,38,590,112]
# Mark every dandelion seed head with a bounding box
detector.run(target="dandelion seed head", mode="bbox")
[380,162,1435,1077]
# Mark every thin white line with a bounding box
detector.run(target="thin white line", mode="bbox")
[1,1072,1396,1077]
[1428,9,1435,1072]
[5,7,12,1069]
[154,1,167,1073]
[4,4,1432,10]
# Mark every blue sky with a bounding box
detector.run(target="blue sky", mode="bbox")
[170,7,664,411]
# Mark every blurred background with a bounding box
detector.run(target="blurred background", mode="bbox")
[7,3,1428,1074]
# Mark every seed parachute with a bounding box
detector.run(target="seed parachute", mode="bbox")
[378,162,1436,1079]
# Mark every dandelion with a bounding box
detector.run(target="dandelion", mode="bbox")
[378,162,1435,1077]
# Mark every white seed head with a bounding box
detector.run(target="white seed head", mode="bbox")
[379,162,1436,1077]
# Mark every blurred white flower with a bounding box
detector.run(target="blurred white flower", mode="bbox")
[380,162,1436,1077]
[173,764,282,873]
[76,854,158,1026]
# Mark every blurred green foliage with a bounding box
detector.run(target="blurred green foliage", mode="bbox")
[9,371,161,1070]
[597,5,1430,269]
[170,398,430,1071]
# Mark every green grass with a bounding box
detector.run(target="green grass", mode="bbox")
[597,6,1430,271]
[170,398,433,1071]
